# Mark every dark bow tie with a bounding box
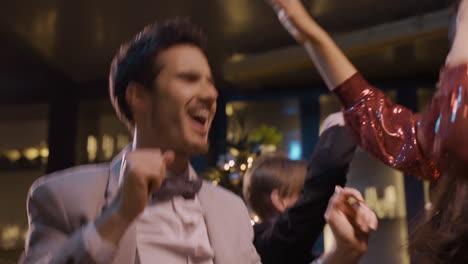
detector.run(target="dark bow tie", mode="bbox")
[152,176,203,202]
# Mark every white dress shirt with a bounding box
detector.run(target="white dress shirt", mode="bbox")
[83,164,214,264]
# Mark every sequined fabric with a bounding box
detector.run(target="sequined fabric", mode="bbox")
[333,72,439,181]
[418,64,468,174]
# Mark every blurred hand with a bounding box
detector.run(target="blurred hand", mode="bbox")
[265,0,307,18]
[320,112,345,135]
[114,149,175,222]
[264,0,314,43]
[446,0,468,66]
[325,186,378,256]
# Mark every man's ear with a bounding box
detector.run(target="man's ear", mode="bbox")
[271,189,286,213]
[125,82,151,116]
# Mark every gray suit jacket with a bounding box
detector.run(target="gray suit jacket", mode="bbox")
[22,153,260,264]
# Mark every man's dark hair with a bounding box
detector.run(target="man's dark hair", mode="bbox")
[109,19,207,129]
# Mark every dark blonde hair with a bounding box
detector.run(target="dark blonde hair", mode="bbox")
[243,153,307,220]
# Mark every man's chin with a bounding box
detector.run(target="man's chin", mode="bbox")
[191,144,209,155]
[183,141,209,155]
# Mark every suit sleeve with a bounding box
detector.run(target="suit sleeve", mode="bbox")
[332,72,439,181]
[240,198,263,264]
[22,182,107,264]
[254,125,357,264]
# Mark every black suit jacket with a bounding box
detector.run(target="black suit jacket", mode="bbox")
[253,125,357,264]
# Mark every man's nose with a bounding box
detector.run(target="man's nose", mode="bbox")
[200,81,218,104]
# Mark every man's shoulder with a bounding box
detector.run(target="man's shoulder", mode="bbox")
[200,181,253,233]
[26,163,113,231]
[29,163,110,199]
[201,181,245,207]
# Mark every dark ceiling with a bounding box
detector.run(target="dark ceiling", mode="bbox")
[0,0,451,102]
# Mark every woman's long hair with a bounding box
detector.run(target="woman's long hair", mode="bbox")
[410,167,468,263]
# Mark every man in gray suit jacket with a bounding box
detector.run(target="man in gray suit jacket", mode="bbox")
[22,19,260,264]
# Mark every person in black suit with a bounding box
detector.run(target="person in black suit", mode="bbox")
[243,115,377,264]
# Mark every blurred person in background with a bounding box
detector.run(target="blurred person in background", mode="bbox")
[244,116,378,264]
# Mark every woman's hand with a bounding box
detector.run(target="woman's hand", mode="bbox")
[325,186,378,257]
[264,0,320,43]
[446,0,468,66]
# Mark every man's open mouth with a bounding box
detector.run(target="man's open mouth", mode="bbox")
[188,108,210,131]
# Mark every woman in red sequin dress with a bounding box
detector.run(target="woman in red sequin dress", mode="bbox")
[265,0,468,182]
[266,0,468,262]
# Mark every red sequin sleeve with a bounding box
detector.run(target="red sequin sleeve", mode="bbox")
[333,73,439,181]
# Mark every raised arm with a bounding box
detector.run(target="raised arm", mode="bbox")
[446,0,468,67]
[417,0,468,171]
[253,121,357,264]
[265,0,439,181]
[266,0,357,90]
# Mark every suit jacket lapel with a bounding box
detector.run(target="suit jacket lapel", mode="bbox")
[198,182,261,264]
[198,182,227,264]
[107,147,138,264]
[105,146,131,208]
